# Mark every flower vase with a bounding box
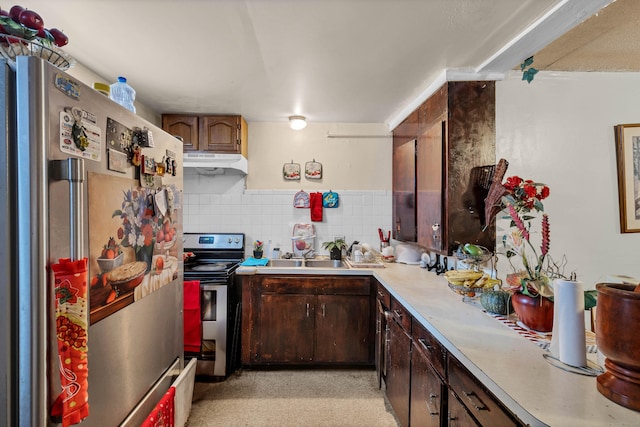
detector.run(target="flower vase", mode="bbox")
[136,240,155,273]
[511,291,554,333]
[253,250,263,259]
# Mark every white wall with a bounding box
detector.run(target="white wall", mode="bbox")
[66,63,160,125]
[247,122,392,190]
[183,122,393,257]
[496,70,640,289]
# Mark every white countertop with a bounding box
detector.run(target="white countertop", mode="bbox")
[238,262,640,426]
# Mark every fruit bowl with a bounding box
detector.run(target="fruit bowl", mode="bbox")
[156,233,177,251]
[454,245,492,263]
[96,252,124,273]
[447,281,488,299]
[0,34,74,70]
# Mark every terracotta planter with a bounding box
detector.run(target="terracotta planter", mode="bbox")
[511,292,554,332]
[595,282,640,411]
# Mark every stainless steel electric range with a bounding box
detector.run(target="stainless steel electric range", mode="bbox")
[183,232,245,379]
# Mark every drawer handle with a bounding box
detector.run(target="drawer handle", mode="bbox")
[448,411,456,421]
[463,390,488,411]
[306,303,310,317]
[377,291,385,298]
[418,338,433,351]
[393,309,403,319]
[322,303,326,317]
[425,393,439,416]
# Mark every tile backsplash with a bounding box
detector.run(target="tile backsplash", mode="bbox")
[183,186,392,258]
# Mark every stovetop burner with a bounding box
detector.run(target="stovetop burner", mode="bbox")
[191,263,230,272]
[183,233,245,284]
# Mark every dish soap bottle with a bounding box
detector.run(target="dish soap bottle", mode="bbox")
[109,76,136,113]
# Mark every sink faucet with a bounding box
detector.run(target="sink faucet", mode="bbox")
[303,249,316,259]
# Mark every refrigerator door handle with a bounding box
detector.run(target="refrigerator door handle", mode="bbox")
[51,158,85,260]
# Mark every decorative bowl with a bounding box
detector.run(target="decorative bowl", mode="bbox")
[0,34,74,70]
[96,252,124,273]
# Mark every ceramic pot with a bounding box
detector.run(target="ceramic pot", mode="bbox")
[511,292,554,332]
[253,250,263,259]
[595,282,640,411]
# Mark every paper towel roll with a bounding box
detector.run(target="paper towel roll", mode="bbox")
[550,279,587,367]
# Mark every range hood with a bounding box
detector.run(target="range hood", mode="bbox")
[183,152,248,175]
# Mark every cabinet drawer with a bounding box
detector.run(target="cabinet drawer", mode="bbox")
[375,282,390,308]
[390,297,411,333]
[448,355,520,427]
[412,321,446,379]
[260,276,371,295]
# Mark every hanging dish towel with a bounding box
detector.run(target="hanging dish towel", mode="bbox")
[183,280,201,353]
[322,190,339,208]
[50,257,90,427]
[310,192,323,222]
[240,257,270,267]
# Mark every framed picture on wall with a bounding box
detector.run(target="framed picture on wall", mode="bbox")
[614,123,640,233]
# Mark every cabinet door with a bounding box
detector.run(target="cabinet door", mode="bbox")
[411,340,445,427]
[200,115,240,153]
[315,294,371,363]
[417,118,445,252]
[162,114,199,151]
[447,391,479,427]
[387,317,412,427]
[375,297,389,388]
[393,139,417,241]
[258,294,315,363]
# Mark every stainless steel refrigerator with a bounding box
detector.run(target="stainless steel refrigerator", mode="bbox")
[1,56,184,427]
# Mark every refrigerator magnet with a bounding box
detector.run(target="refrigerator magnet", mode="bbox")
[283,161,301,180]
[141,155,156,175]
[305,159,322,179]
[107,149,128,173]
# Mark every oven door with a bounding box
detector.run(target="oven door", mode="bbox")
[201,283,228,377]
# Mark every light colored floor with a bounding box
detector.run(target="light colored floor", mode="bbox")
[186,369,400,427]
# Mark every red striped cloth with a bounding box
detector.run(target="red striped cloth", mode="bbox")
[141,386,175,427]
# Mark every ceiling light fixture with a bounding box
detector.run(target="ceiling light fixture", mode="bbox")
[289,115,307,130]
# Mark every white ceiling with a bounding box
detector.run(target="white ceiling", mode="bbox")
[16,0,619,127]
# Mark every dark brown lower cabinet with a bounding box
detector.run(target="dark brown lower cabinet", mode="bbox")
[386,307,412,427]
[447,390,480,427]
[375,281,391,388]
[258,294,315,362]
[241,275,374,366]
[410,339,445,427]
[448,354,520,427]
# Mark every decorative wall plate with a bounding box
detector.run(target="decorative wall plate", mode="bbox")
[305,159,322,179]
[283,161,301,180]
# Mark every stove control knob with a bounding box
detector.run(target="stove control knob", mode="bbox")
[227,237,232,244]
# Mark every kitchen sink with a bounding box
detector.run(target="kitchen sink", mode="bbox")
[266,258,348,268]
[303,259,347,268]
[268,259,304,267]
